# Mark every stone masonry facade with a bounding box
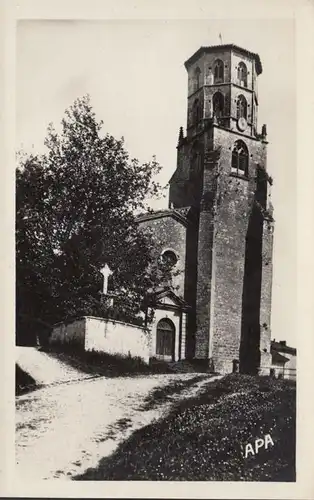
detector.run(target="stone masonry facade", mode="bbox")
[139,44,274,374]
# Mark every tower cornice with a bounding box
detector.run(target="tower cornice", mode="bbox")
[185,121,268,144]
[187,82,257,101]
[184,44,262,75]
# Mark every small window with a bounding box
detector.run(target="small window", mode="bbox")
[161,250,178,268]
[194,67,201,90]
[231,140,249,177]
[213,59,224,84]
[236,95,247,120]
[213,92,224,119]
[237,62,248,87]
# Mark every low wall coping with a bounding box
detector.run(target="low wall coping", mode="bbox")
[52,317,86,328]
[84,315,148,330]
[52,315,150,332]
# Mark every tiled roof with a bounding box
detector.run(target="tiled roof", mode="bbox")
[184,44,263,75]
[271,351,290,364]
[136,208,190,226]
[149,287,191,311]
[271,341,296,356]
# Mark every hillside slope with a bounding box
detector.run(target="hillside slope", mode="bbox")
[16,346,92,386]
[76,374,296,482]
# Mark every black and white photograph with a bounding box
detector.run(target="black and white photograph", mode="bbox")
[2,0,314,497]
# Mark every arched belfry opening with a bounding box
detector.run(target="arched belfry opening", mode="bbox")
[237,61,248,87]
[237,95,248,120]
[213,59,224,83]
[231,140,249,177]
[213,92,224,119]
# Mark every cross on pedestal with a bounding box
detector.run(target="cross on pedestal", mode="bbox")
[100,264,113,295]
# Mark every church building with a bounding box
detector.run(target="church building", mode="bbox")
[138,44,274,375]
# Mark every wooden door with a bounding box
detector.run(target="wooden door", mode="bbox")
[156,318,175,361]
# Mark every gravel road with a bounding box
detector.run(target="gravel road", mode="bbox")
[16,373,214,481]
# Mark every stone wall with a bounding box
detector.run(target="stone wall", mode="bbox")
[214,128,270,374]
[259,219,274,374]
[50,318,86,348]
[50,316,151,363]
[195,128,215,359]
[282,353,296,380]
[271,352,296,380]
[194,125,272,374]
[181,312,188,359]
[169,138,205,209]
[138,214,187,298]
[211,129,251,373]
[84,316,150,363]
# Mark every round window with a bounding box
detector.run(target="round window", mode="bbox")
[161,250,178,268]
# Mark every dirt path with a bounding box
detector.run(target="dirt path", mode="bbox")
[16,373,219,481]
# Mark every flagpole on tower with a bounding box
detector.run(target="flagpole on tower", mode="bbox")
[219,32,223,44]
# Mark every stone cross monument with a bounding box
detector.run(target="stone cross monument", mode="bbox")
[100,264,113,295]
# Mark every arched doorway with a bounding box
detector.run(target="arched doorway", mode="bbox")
[156,318,175,361]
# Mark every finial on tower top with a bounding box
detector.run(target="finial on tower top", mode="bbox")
[219,33,223,44]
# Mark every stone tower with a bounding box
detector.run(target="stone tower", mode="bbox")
[169,44,274,374]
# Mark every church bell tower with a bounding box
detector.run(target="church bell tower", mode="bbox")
[169,44,274,374]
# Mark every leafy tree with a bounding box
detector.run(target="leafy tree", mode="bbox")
[16,95,168,345]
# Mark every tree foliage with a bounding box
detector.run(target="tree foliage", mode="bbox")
[16,95,168,344]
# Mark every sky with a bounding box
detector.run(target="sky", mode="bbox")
[16,19,296,346]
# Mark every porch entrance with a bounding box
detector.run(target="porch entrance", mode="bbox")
[156,318,175,361]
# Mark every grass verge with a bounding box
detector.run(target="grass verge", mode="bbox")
[74,374,296,482]
[40,346,153,377]
[141,374,210,411]
[40,347,204,377]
